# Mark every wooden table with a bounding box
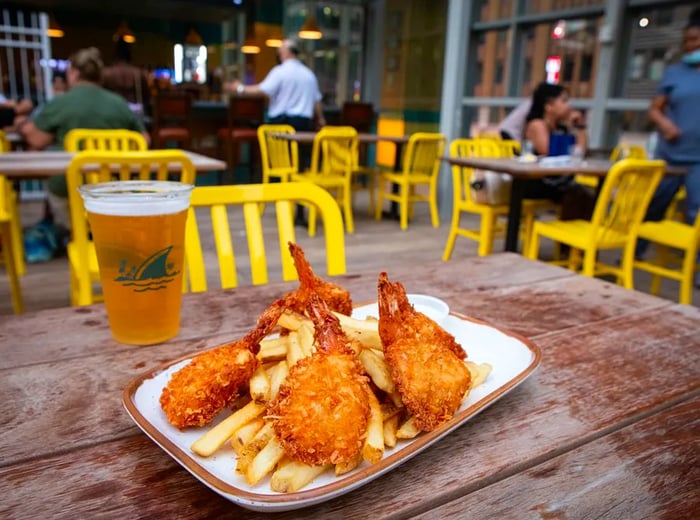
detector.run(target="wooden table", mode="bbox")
[1,254,698,518]
[442,156,685,253]
[0,150,226,179]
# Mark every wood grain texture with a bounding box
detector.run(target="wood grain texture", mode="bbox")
[413,396,700,520]
[1,255,698,519]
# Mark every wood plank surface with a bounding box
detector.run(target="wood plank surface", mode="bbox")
[413,396,700,520]
[1,255,698,519]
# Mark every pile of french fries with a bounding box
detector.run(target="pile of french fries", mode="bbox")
[189,310,492,493]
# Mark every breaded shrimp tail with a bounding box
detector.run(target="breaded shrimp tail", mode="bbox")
[288,242,353,316]
[267,294,371,465]
[160,299,286,429]
[377,272,471,432]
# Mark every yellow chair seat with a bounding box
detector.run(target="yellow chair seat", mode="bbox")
[638,220,694,250]
[532,219,629,250]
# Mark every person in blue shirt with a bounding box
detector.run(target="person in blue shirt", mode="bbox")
[638,16,700,263]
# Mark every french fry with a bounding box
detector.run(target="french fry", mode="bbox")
[335,451,362,476]
[268,360,289,400]
[362,391,384,464]
[258,336,290,362]
[332,312,382,350]
[465,361,493,389]
[249,365,271,403]
[286,331,305,368]
[297,323,316,358]
[231,418,264,455]
[396,416,421,439]
[359,348,396,395]
[270,460,330,493]
[190,401,265,457]
[380,401,402,422]
[236,422,275,474]
[246,436,286,485]
[383,414,400,448]
[278,310,312,331]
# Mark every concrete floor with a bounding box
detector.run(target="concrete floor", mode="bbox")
[1,192,697,315]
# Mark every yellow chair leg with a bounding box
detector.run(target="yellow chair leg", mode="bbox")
[582,249,596,277]
[526,229,540,260]
[400,184,409,230]
[649,246,670,296]
[1,221,23,314]
[442,209,461,261]
[342,186,354,234]
[679,247,697,305]
[478,214,495,256]
[308,205,317,237]
[429,183,439,228]
[375,180,385,221]
[621,242,636,290]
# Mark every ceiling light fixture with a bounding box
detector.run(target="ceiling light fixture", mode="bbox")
[113,20,135,43]
[298,7,322,40]
[46,15,64,38]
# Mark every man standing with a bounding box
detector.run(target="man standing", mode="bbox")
[225,39,325,224]
[226,39,325,131]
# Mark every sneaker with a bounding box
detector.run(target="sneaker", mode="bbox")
[24,220,58,263]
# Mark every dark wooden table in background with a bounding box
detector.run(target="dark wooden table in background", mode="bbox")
[1,254,698,519]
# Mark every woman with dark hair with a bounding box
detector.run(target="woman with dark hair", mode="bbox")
[521,82,592,218]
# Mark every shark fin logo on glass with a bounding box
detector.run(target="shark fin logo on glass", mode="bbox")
[115,246,179,292]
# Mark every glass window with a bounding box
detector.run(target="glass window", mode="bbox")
[526,0,604,14]
[470,28,511,97]
[475,0,515,22]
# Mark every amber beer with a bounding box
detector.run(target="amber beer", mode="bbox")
[79,181,193,345]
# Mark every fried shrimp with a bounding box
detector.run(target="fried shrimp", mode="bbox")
[286,242,353,316]
[159,299,286,429]
[377,273,471,432]
[267,294,372,466]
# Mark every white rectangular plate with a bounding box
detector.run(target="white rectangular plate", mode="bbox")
[123,303,541,512]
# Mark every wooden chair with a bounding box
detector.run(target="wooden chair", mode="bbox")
[184,182,346,291]
[257,124,298,184]
[527,159,665,287]
[375,132,446,230]
[66,150,196,306]
[290,126,358,236]
[218,95,266,183]
[151,91,193,149]
[631,210,700,305]
[0,175,23,313]
[64,128,148,152]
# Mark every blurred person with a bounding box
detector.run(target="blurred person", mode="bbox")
[638,15,700,267]
[224,38,325,225]
[52,72,67,95]
[0,94,34,131]
[523,82,593,220]
[498,99,531,141]
[102,38,151,127]
[19,46,148,258]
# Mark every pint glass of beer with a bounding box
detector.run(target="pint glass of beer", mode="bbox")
[79,181,193,345]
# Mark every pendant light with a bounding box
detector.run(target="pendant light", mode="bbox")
[46,15,64,38]
[113,20,135,43]
[298,5,322,40]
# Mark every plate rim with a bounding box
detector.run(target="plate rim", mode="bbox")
[122,308,541,508]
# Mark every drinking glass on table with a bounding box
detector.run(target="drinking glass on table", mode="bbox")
[79,181,193,345]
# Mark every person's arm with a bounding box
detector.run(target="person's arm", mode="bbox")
[648,94,680,142]
[20,120,54,149]
[225,80,266,97]
[524,119,550,156]
[568,110,588,152]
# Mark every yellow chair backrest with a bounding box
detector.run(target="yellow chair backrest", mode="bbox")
[610,143,647,162]
[64,129,148,152]
[402,132,446,177]
[592,159,665,241]
[495,139,521,158]
[184,182,346,292]
[257,124,298,179]
[311,126,358,176]
[0,130,9,152]
[66,150,196,306]
[450,138,500,205]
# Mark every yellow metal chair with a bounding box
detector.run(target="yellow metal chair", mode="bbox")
[0,130,10,152]
[64,128,148,152]
[0,136,25,279]
[184,182,346,292]
[665,186,686,222]
[527,159,665,287]
[375,132,446,230]
[442,138,509,258]
[630,211,700,305]
[576,143,647,189]
[0,175,23,313]
[66,150,196,306]
[290,126,358,236]
[257,124,298,184]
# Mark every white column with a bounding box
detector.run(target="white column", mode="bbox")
[437,0,472,218]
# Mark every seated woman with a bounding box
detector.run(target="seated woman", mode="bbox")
[523,82,593,220]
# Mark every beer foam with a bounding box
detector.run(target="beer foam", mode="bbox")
[80,181,193,216]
